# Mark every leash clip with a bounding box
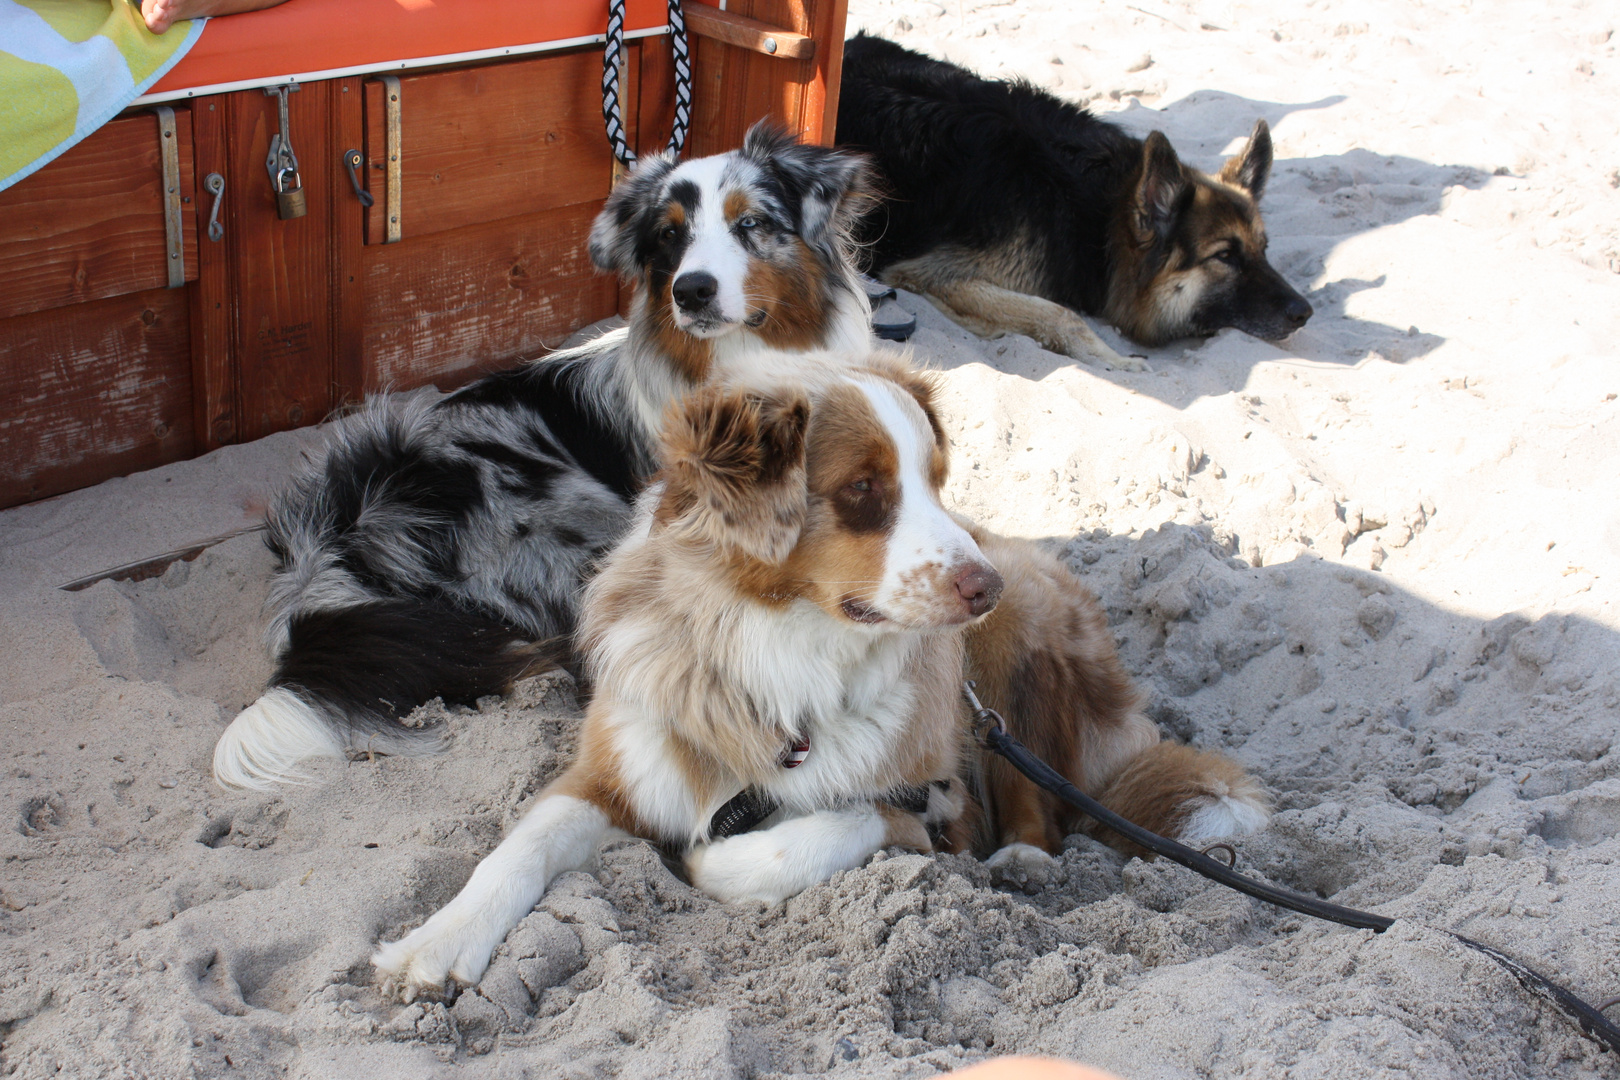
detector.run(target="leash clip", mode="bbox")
[961,680,1007,745]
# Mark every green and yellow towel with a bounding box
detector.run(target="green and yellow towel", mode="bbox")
[0,0,204,191]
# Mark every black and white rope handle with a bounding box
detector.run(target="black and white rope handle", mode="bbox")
[603,0,692,169]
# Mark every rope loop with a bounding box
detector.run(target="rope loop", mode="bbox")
[603,0,692,170]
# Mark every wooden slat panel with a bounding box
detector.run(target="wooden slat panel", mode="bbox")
[362,49,617,245]
[0,112,198,322]
[332,76,369,411]
[361,200,616,392]
[188,95,239,449]
[637,34,677,160]
[0,288,193,509]
[228,83,337,442]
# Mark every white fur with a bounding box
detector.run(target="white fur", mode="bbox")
[672,156,754,332]
[856,376,991,626]
[686,807,888,902]
[1175,792,1271,846]
[212,687,344,789]
[373,795,611,1001]
[986,841,1057,871]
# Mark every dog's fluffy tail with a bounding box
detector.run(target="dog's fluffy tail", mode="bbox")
[214,600,565,789]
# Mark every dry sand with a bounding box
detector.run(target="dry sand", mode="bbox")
[3,0,1619,1075]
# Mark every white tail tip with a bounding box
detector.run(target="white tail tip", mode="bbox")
[213,686,344,789]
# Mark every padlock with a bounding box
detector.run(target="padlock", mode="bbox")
[264,85,307,223]
[276,177,307,220]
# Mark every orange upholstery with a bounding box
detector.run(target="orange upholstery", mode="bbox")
[952,1058,1125,1080]
[148,0,667,95]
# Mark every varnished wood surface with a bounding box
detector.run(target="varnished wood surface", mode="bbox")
[0,288,193,508]
[0,113,198,323]
[363,48,617,246]
[361,200,615,392]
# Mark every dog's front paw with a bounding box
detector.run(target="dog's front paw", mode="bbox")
[1046,316,1144,371]
[373,907,503,1003]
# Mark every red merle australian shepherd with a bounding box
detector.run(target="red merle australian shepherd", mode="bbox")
[374,355,1268,999]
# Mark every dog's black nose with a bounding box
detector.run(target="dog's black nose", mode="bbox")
[1284,294,1313,327]
[672,271,719,313]
[954,564,1004,617]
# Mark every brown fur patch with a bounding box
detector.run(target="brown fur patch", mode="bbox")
[962,527,1153,854]
[655,386,810,564]
[645,277,716,383]
[748,239,834,350]
[548,725,647,836]
[1086,741,1268,858]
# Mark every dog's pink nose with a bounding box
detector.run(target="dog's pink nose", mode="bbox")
[954,564,1003,617]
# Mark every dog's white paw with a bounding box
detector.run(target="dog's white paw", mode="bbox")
[986,841,1056,872]
[373,906,504,1003]
[986,842,1059,888]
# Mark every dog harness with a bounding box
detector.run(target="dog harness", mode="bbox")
[704,735,942,840]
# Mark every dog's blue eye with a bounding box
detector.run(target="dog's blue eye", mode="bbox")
[738,215,758,229]
[849,478,872,493]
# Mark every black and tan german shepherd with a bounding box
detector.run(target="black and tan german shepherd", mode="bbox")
[837,34,1313,369]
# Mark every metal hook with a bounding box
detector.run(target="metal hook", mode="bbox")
[1201,842,1238,868]
[962,680,1008,743]
[203,173,225,241]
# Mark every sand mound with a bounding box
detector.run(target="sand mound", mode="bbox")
[3,0,1618,1075]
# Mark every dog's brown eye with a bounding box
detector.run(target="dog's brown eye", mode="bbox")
[661,225,680,243]
[1212,248,1240,265]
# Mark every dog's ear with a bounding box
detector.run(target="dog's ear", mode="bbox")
[588,154,678,278]
[741,120,875,261]
[1133,131,1189,245]
[656,386,810,563]
[1219,119,1273,202]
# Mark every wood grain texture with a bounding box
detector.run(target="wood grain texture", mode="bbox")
[228,83,336,442]
[0,288,193,509]
[686,4,814,59]
[360,200,616,392]
[0,112,199,323]
[363,49,617,245]
[332,76,369,411]
[187,95,239,450]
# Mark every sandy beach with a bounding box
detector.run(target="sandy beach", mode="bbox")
[3,0,1618,1076]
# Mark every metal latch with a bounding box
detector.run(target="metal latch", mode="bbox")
[154,106,184,287]
[379,75,402,242]
[264,84,307,220]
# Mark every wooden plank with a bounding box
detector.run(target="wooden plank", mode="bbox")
[187,94,239,449]
[806,0,850,144]
[227,82,336,442]
[331,76,368,411]
[361,200,616,392]
[361,49,617,245]
[0,287,193,509]
[686,4,814,59]
[0,112,199,323]
[637,34,676,160]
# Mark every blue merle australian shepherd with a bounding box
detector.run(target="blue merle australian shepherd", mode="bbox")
[214,125,876,788]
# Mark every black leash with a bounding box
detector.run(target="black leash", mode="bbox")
[962,681,1620,1057]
